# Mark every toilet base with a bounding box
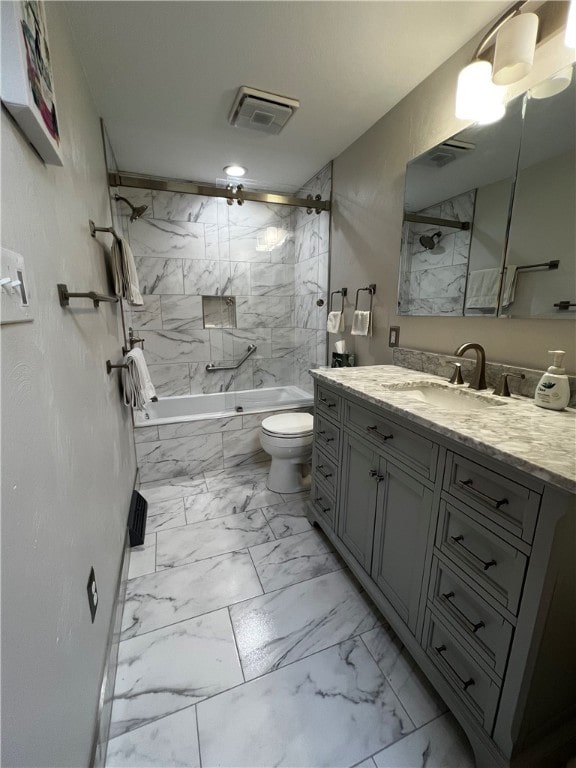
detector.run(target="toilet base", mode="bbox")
[267,458,309,494]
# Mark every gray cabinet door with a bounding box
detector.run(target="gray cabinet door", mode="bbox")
[371,462,434,633]
[338,432,379,572]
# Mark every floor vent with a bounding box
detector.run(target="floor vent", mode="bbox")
[128,490,148,547]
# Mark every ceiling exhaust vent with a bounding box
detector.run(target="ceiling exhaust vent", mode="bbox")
[229,86,300,135]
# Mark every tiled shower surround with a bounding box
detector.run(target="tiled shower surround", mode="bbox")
[399,189,474,316]
[114,165,331,398]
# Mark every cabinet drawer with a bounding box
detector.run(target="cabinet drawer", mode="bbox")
[316,385,341,420]
[429,557,514,678]
[344,401,437,481]
[425,611,500,733]
[444,452,540,544]
[315,414,340,460]
[437,502,527,615]
[310,477,336,529]
[312,447,338,497]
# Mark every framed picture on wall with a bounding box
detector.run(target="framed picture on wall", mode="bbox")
[1,0,63,165]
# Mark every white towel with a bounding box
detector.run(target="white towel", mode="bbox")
[465,269,500,310]
[111,237,143,306]
[501,265,518,309]
[351,310,372,336]
[122,348,157,410]
[327,311,344,334]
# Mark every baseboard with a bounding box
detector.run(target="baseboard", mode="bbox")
[90,528,130,767]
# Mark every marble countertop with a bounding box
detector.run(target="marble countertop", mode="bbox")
[311,365,576,494]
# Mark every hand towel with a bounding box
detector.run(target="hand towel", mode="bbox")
[122,348,157,410]
[327,311,344,334]
[464,268,500,310]
[501,265,518,309]
[351,310,372,336]
[111,237,144,306]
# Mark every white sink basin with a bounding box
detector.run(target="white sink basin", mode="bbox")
[389,384,505,413]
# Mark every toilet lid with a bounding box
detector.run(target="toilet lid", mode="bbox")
[262,412,314,436]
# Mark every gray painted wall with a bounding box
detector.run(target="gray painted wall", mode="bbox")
[1,5,136,766]
[331,30,576,373]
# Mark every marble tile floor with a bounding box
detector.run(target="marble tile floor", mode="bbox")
[106,464,475,767]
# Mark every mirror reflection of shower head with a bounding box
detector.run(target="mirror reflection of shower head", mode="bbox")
[114,194,148,222]
[419,231,442,250]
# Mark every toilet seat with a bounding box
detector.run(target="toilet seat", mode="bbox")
[261,412,313,438]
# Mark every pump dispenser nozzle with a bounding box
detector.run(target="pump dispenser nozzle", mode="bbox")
[547,350,566,374]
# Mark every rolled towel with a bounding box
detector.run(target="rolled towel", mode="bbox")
[122,348,157,410]
[327,311,344,334]
[111,237,143,306]
[351,310,372,336]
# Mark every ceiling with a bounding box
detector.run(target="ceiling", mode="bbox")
[64,1,511,191]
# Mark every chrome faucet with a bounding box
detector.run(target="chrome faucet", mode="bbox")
[454,342,487,390]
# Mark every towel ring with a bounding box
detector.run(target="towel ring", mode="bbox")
[354,284,376,313]
[329,288,347,313]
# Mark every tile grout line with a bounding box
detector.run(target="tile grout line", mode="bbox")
[357,633,417,733]
[194,704,203,768]
[363,711,450,767]
[226,605,246,684]
[246,545,266,596]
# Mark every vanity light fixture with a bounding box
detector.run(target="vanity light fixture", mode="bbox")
[566,0,576,48]
[455,1,539,125]
[530,65,573,99]
[223,164,247,177]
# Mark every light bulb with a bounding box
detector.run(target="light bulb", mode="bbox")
[455,60,506,124]
[223,164,246,177]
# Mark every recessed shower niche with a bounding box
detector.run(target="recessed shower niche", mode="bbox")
[202,295,237,329]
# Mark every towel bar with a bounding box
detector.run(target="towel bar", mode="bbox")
[58,283,119,308]
[329,288,347,313]
[122,327,145,355]
[515,260,559,273]
[354,284,376,312]
[106,360,128,374]
[89,219,121,241]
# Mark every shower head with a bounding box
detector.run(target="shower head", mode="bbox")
[114,194,149,222]
[419,231,442,250]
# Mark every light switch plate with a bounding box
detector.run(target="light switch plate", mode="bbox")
[1,247,33,324]
[389,326,400,347]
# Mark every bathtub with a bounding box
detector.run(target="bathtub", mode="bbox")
[134,386,314,482]
[135,385,313,427]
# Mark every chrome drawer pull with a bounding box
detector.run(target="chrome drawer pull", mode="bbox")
[369,469,384,482]
[458,478,509,509]
[320,396,336,408]
[317,465,333,479]
[450,535,497,571]
[315,496,331,513]
[366,425,393,441]
[442,591,485,634]
[434,645,476,691]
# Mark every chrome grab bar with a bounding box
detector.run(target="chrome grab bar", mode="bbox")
[205,344,257,372]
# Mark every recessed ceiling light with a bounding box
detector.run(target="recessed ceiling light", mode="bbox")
[224,164,246,177]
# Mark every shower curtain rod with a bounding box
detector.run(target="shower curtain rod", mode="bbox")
[108,173,331,212]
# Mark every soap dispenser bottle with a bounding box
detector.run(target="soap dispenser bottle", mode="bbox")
[534,350,571,410]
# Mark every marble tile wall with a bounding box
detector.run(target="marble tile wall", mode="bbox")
[293,164,331,392]
[135,407,312,482]
[114,175,331,396]
[399,189,475,316]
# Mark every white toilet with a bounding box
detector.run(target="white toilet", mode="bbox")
[260,412,314,493]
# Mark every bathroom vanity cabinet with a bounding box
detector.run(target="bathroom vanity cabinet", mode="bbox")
[309,372,576,768]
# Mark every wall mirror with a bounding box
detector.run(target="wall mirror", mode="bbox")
[398,62,575,319]
[398,96,524,316]
[500,63,575,319]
